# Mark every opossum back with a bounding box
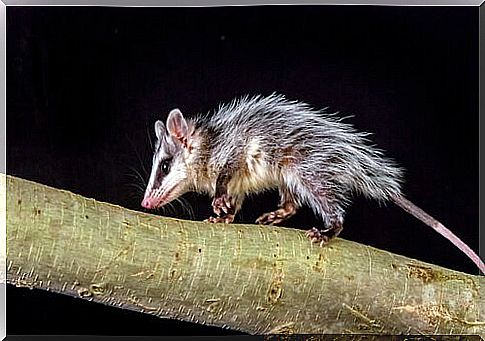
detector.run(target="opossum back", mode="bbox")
[206,94,403,199]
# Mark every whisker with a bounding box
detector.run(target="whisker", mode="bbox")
[125,183,145,195]
[182,197,195,219]
[174,197,195,220]
[126,173,147,188]
[126,166,148,187]
[146,122,155,153]
[125,132,150,178]
[172,198,184,218]
[166,203,174,216]
[158,202,174,217]
[121,166,148,206]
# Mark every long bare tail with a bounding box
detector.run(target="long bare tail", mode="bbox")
[392,195,485,275]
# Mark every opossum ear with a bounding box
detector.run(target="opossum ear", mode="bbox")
[154,120,166,140]
[167,109,189,142]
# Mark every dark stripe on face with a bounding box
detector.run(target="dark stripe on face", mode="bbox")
[153,164,163,188]
[153,157,173,189]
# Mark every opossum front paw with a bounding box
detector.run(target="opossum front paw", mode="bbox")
[212,194,234,216]
[205,214,235,224]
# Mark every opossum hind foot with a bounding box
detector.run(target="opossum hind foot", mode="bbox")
[306,224,343,246]
[256,202,297,225]
[205,214,235,224]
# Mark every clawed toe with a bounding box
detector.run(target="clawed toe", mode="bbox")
[205,215,234,224]
[256,207,296,225]
[256,212,277,225]
[212,194,234,216]
[305,225,342,246]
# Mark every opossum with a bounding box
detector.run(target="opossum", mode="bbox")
[141,93,484,274]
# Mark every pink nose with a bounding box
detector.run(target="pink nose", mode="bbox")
[141,197,156,209]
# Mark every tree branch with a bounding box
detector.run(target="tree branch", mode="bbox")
[5,174,484,336]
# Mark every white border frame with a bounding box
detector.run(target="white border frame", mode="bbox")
[0,2,482,340]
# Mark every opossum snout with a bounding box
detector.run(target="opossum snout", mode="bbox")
[141,197,157,209]
[141,191,164,209]
[141,186,177,210]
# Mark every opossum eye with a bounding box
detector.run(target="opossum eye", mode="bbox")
[161,159,171,175]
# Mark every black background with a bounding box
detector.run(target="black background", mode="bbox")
[7,5,479,336]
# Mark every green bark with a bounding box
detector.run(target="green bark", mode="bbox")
[5,174,484,336]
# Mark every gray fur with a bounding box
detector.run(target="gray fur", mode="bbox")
[147,93,403,227]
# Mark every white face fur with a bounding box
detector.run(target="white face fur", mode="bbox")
[141,109,191,210]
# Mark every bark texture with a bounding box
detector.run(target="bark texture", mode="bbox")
[4,174,484,336]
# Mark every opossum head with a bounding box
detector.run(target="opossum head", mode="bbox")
[141,109,195,210]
